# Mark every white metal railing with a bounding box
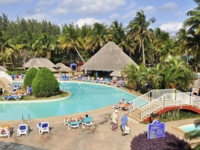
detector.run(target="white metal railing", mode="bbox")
[129,89,177,112]
[129,89,193,121]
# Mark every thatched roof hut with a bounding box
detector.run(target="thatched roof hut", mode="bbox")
[0,66,7,72]
[81,42,137,71]
[23,58,56,70]
[56,63,71,72]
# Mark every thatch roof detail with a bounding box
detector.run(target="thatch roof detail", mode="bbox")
[23,58,56,69]
[47,67,57,72]
[81,42,137,71]
[0,77,12,93]
[0,66,7,71]
[110,70,122,77]
[56,63,71,72]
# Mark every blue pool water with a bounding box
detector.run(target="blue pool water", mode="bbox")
[0,82,146,121]
[179,124,200,132]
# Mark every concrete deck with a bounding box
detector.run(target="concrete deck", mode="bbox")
[0,105,197,150]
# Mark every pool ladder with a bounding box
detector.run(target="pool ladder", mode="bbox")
[21,114,31,123]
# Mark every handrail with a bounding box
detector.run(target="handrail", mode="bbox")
[129,89,192,121]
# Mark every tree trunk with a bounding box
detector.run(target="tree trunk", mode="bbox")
[74,45,85,63]
[46,51,51,60]
[142,39,145,65]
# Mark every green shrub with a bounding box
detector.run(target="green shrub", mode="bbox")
[23,67,38,89]
[32,67,59,97]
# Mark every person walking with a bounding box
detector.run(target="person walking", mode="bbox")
[121,112,128,136]
[111,110,118,131]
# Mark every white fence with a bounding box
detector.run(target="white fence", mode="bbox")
[129,89,193,121]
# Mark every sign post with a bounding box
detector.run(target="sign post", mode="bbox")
[147,120,165,139]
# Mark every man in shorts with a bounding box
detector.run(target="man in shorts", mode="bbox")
[121,112,128,136]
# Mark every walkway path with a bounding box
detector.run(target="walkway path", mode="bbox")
[0,104,197,150]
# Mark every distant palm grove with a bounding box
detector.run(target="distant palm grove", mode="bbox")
[0,0,200,91]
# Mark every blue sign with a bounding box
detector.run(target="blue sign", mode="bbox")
[147,120,165,139]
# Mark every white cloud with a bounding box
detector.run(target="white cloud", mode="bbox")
[158,2,178,12]
[26,8,43,15]
[75,18,100,27]
[109,14,121,19]
[140,6,156,14]
[126,2,136,10]
[50,0,126,15]
[160,22,183,34]
[122,10,136,19]
[37,0,55,6]
[50,8,69,15]
[24,13,51,22]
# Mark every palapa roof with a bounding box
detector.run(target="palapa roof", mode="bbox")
[0,66,7,71]
[23,58,56,69]
[0,77,12,93]
[81,41,137,71]
[56,63,71,72]
[110,70,122,77]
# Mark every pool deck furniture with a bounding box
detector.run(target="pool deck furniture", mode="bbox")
[37,122,50,134]
[2,93,21,101]
[82,117,94,128]
[0,125,12,138]
[17,124,29,137]
[68,121,81,130]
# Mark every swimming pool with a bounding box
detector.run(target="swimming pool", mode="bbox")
[0,82,146,121]
[178,124,200,132]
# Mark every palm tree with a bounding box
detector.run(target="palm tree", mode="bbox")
[0,31,15,67]
[183,0,200,34]
[176,28,190,63]
[127,10,156,65]
[58,24,85,63]
[123,64,148,91]
[32,33,56,59]
[88,23,109,52]
[108,20,134,57]
[161,55,194,89]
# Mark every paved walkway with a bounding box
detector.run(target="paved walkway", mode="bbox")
[0,104,197,150]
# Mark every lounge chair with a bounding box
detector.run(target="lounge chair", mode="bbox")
[37,122,50,134]
[2,93,21,101]
[82,117,94,128]
[68,121,81,130]
[17,124,29,136]
[0,125,12,138]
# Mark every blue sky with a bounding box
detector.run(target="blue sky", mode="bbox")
[0,0,197,34]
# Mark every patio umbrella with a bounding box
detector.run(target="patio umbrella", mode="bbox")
[110,70,122,77]
[0,66,7,72]
[0,71,12,83]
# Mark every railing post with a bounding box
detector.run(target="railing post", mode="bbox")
[162,96,164,108]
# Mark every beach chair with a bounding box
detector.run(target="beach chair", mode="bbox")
[82,117,94,128]
[2,93,21,101]
[0,125,12,138]
[37,122,50,134]
[17,124,29,136]
[64,118,70,125]
[68,121,81,130]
